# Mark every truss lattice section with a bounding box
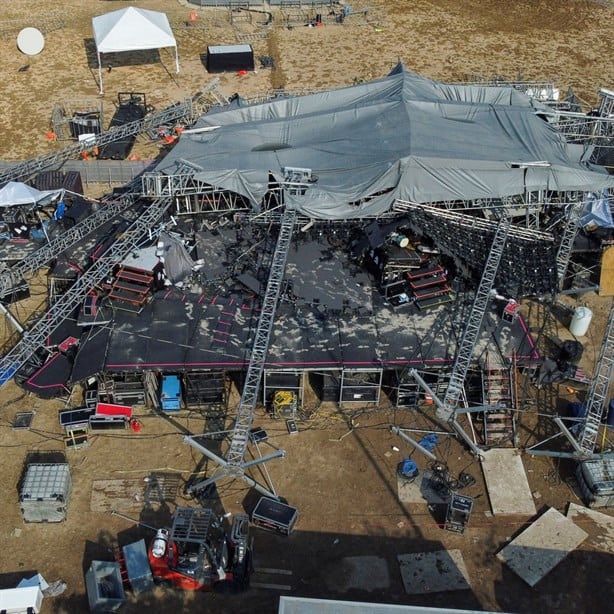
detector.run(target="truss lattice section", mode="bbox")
[0,101,194,185]
[0,195,173,387]
[439,219,511,421]
[548,111,614,143]
[393,200,553,241]
[225,208,297,467]
[577,298,614,456]
[141,169,205,198]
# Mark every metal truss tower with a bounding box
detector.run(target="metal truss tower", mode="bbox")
[577,298,614,456]
[440,218,511,420]
[396,216,511,457]
[185,208,297,499]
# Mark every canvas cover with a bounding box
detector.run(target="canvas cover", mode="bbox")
[158,231,195,283]
[156,64,614,220]
[92,7,178,94]
[0,181,62,208]
[92,7,176,53]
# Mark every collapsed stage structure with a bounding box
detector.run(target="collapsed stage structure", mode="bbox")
[0,65,613,497]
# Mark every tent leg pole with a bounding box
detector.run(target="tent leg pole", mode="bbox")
[98,53,103,95]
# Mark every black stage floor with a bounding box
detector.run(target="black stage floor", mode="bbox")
[70,232,538,380]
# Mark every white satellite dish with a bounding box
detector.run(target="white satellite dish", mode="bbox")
[17,27,45,56]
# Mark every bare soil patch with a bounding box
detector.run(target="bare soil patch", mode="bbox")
[0,2,612,614]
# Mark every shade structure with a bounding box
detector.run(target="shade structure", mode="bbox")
[0,181,62,208]
[156,64,614,220]
[92,7,179,94]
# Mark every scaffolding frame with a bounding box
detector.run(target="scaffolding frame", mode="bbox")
[263,369,304,409]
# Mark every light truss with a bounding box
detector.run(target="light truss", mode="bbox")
[0,183,142,299]
[0,100,194,186]
[185,208,297,499]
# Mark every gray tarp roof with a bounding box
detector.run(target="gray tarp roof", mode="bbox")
[156,64,614,219]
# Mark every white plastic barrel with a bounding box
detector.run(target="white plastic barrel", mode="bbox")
[570,306,593,337]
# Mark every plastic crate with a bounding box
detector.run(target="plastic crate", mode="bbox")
[19,463,71,522]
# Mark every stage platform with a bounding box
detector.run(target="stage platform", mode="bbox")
[69,232,538,381]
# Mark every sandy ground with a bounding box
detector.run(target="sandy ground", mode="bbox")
[0,0,612,160]
[0,1,613,613]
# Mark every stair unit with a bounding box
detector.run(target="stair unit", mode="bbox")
[107,265,153,313]
[407,261,452,309]
[480,353,516,447]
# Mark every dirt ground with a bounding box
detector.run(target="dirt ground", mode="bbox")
[0,1,613,613]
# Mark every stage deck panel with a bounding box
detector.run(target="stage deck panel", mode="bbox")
[70,231,539,376]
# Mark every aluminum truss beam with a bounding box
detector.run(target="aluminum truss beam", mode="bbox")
[547,111,614,142]
[0,194,173,387]
[457,78,558,97]
[141,167,206,198]
[0,101,195,186]
[0,185,141,299]
[393,200,553,243]
[555,196,586,289]
[440,218,511,422]
[185,208,297,497]
[577,298,614,457]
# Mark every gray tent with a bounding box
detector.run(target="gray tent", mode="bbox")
[156,65,614,219]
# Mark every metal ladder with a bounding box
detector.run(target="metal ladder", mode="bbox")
[555,195,585,289]
[481,352,515,446]
[0,183,142,299]
[0,193,174,387]
[577,297,614,456]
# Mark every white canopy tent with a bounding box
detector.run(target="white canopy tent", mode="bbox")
[0,182,62,208]
[92,7,179,95]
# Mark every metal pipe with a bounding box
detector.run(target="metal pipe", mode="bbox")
[240,473,281,501]
[450,419,484,459]
[553,416,584,454]
[111,510,158,532]
[0,303,24,334]
[241,450,286,470]
[185,471,226,495]
[184,435,228,466]
[390,425,438,462]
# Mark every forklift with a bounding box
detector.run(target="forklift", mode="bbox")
[147,507,251,591]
